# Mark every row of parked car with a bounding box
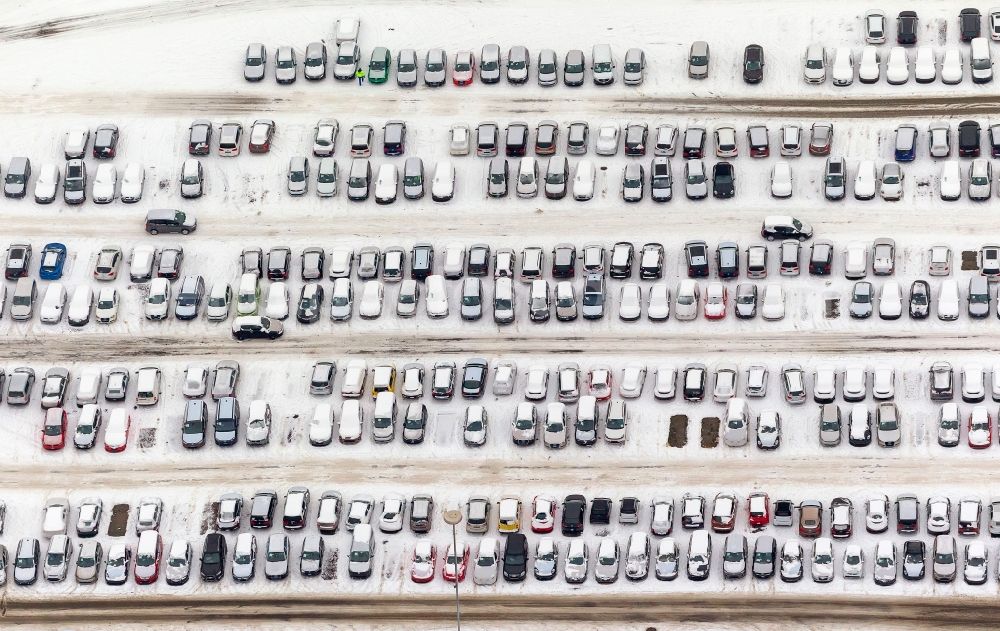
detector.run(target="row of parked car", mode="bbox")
[860,9,1000,46]
[804,40,994,85]
[245,41,647,87]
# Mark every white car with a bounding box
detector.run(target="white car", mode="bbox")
[872,365,895,399]
[619,283,642,321]
[938,279,960,321]
[338,400,363,443]
[770,162,792,198]
[516,157,539,198]
[425,275,449,318]
[843,365,867,402]
[930,123,951,157]
[969,406,991,448]
[67,286,93,327]
[205,282,231,321]
[378,494,406,533]
[885,47,909,84]
[843,544,865,579]
[675,280,700,321]
[878,281,902,320]
[595,123,620,156]
[843,242,868,279]
[858,45,881,83]
[992,9,1000,41]
[358,280,384,319]
[940,162,962,201]
[430,161,455,202]
[963,364,986,402]
[969,159,992,201]
[373,163,397,204]
[803,44,827,83]
[813,365,836,403]
[525,365,549,400]
[120,163,144,203]
[104,409,130,451]
[449,124,470,156]
[95,287,119,323]
[573,160,596,201]
[653,366,676,399]
[264,282,289,320]
[760,284,785,320]
[812,538,834,583]
[941,48,964,84]
[914,47,936,83]
[92,164,117,203]
[854,160,877,200]
[543,402,567,447]
[145,277,170,320]
[620,363,647,398]
[831,47,854,86]
[473,538,500,585]
[564,539,589,583]
[879,163,903,201]
[246,400,272,445]
[647,282,670,321]
[40,282,67,324]
[34,163,59,203]
[685,160,708,199]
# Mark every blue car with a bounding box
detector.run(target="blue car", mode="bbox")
[39,242,67,280]
[894,124,917,162]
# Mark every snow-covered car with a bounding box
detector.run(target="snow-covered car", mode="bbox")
[864,10,886,44]
[969,159,992,200]
[34,163,59,203]
[760,283,785,320]
[770,161,792,198]
[858,45,881,83]
[886,47,909,84]
[831,48,854,86]
[516,157,539,198]
[378,494,406,533]
[940,161,962,201]
[595,123,620,156]
[264,282,288,320]
[647,282,670,320]
[878,281,902,320]
[572,159,595,201]
[618,283,642,321]
[205,282,231,322]
[685,159,709,199]
[703,282,727,319]
[941,48,964,84]
[373,163,397,205]
[104,409,130,452]
[39,283,67,324]
[92,164,117,203]
[914,47,936,82]
[968,405,991,448]
[803,44,827,83]
[430,161,455,202]
[120,163,144,203]
[854,160,877,200]
[620,363,647,398]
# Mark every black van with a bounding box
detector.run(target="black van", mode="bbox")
[145,208,197,235]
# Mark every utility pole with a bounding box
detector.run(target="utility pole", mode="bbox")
[442,508,463,631]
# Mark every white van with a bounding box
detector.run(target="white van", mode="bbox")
[371,391,397,442]
[76,367,102,406]
[135,366,162,406]
[339,399,363,444]
[970,37,994,83]
[236,272,259,316]
[67,286,94,327]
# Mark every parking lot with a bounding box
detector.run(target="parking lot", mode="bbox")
[2,0,1000,629]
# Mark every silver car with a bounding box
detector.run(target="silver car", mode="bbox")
[264,534,290,580]
[333,42,360,80]
[300,534,324,576]
[623,47,646,85]
[480,44,501,83]
[288,156,309,196]
[274,46,297,83]
[316,158,337,197]
[303,41,327,80]
[424,48,447,86]
[537,49,558,86]
[42,535,70,582]
[688,41,710,79]
[403,157,424,200]
[564,49,586,86]
[507,45,530,83]
[104,543,130,585]
[564,539,589,583]
[396,49,418,87]
[244,43,266,81]
[933,535,956,582]
[654,538,679,580]
[232,533,257,582]
[179,158,203,198]
[722,534,747,579]
[165,540,192,585]
[75,539,102,584]
[876,402,901,447]
[593,537,620,583]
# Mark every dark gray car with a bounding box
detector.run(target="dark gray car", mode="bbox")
[403,157,424,199]
[488,158,508,198]
[300,535,324,576]
[480,44,501,83]
[564,49,585,86]
[13,538,39,585]
[174,275,205,320]
[582,273,606,319]
[544,157,568,199]
[623,48,646,85]
[752,536,776,578]
[4,157,30,198]
[63,159,86,204]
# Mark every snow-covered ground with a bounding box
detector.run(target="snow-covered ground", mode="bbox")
[1,0,999,627]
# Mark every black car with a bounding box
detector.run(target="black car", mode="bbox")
[93,124,120,159]
[902,540,926,580]
[684,240,710,278]
[909,280,930,319]
[267,246,292,281]
[958,120,981,157]
[683,126,706,158]
[5,243,31,280]
[249,490,279,528]
[849,281,874,319]
[411,243,434,280]
[231,316,283,341]
[897,10,918,45]
[189,120,213,155]
[214,396,240,446]
[959,8,982,42]
[182,400,208,449]
[712,162,735,198]
[505,122,529,157]
[402,404,427,445]
[623,123,648,157]
[562,494,586,536]
[716,242,740,279]
[502,533,528,582]
[383,120,406,156]
[297,284,325,324]
[639,243,664,280]
[241,247,263,277]
[742,44,764,83]
[609,242,634,279]
[848,408,872,446]
[200,533,227,582]
[552,244,576,278]
[467,243,491,276]
[460,358,488,398]
[683,363,707,401]
[809,240,834,276]
[590,498,612,524]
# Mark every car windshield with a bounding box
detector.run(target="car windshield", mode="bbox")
[714,171,733,185]
[6,172,24,184]
[594,61,612,72]
[466,419,484,432]
[337,53,355,65]
[267,549,286,562]
[687,172,705,185]
[723,550,743,562]
[399,60,416,72]
[427,60,444,72]
[690,55,708,66]
[371,58,387,71]
[806,58,824,69]
[746,60,762,70]
[539,61,556,73]
[606,416,625,430]
[349,175,367,188]
[624,175,641,187]
[290,169,306,183]
[404,174,421,186]
[625,61,642,72]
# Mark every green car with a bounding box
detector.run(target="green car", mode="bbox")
[369,47,391,84]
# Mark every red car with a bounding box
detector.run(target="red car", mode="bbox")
[588,366,613,401]
[441,542,470,582]
[453,51,475,86]
[410,541,436,583]
[248,119,276,154]
[703,283,728,320]
[42,407,67,450]
[531,495,557,533]
[134,531,163,585]
[710,492,737,533]
[747,492,770,529]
